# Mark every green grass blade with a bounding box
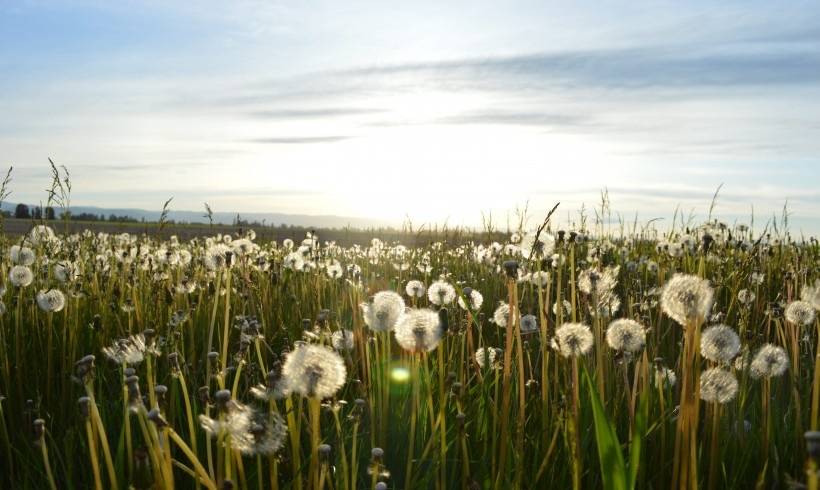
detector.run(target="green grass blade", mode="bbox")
[583,365,627,490]
[628,388,649,489]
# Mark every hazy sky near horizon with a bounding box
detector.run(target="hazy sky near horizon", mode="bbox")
[1,1,819,232]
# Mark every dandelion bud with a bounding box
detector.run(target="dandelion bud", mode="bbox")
[126,375,142,407]
[75,355,95,380]
[214,389,232,410]
[371,447,384,463]
[463,287,473,298]
[805,431,820,458]
[154,385,168,405]
[355,398,366,409]
[503,260,519,278]
[143,329,155,343]
[198,386,211,405]
[318,444,332,463]
[147,408,167,428]
[701,233,713,252]
[456,412,466,430]
[451,382,462,399]
[78,396,91,420]
[438,307,449,332]
[124,367,136,377]
[33,418,46,439]
[375,483,388,490]
[207,351,219,365]
[167,352,180,370]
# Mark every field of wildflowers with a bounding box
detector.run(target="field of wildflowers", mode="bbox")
[0,192,818,489]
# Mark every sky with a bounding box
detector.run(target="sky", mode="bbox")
[1,0,819,233]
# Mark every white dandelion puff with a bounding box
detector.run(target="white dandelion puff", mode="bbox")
[427,280,456,306]
[9,265,34,287]
[9,245,35,266]
[605,319,646,353]
[361,291,405,332]
[281,344,346,399]
[102,334,158,365]
[493,303,512,328]
[404,280,426,298]
[331,329,355,351]
[654,367,677,388]
[36,289,66,312]
[699,367,739,404]
[800,280,820,310]
[394,308,442,353]
[520,314,538,335]
[737,289,756,306]
[660,274,714,326]
[554,323,594,358]
[750,344,789,379]
[785,300,815,327]
[457,289,484,311]
[700,324,741,364]
[475,347,502,369]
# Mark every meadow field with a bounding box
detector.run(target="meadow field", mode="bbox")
[0,209,818,490]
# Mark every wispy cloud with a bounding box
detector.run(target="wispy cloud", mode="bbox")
[246,136,353,144]
[247,107,384,119]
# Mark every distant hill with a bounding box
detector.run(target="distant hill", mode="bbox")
[0,202,395,230]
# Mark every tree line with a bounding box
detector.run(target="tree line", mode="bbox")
[11,204,139,223]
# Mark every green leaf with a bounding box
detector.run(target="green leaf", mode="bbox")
[584,365,628,490]
[628,388,649,489]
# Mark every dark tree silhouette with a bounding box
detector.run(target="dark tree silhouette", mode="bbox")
[14,203,29,219]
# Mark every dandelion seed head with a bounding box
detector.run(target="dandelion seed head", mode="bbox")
[660,274,714,326]
[204,244,233,270]
[427,280,456,306]
[331,329,355,351]
[362,291,405,332]
[457,289,483,311]
[36,289,66,312]
[737,289,756,306]
[700,324,741,364]
[605,319,646,353]
[801,280,820,311]
[529,271,550,287]
[394,308,442,353]
[699,367,739,404]
[54,260,81,283]
[10,245,35,266]
[404,280,426,298]
[281,344,346,399]
[9,265,34,287]
[554,323,594,358]
[785,300,816,327]
[654,366,677,388]
[102,334,158,365]
[750,344,789,379]
[520,314,538,335]
[493,303,512,328]
[475,347,502,369]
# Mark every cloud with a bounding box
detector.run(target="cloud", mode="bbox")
[247,107,384,119]
[436,110,591,128]
[246,136,353,144]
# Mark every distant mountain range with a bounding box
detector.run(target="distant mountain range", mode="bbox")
[0,202,396,229]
